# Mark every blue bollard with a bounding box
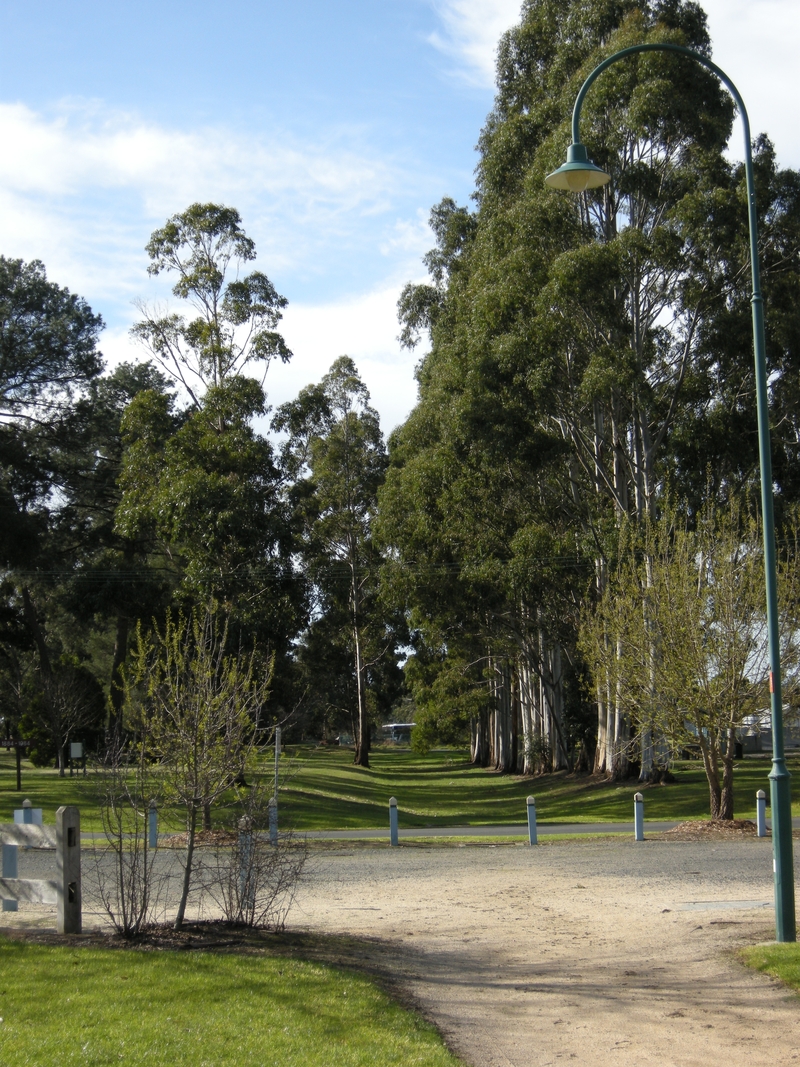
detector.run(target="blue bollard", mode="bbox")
[634,792,644,842]
[756,789,767,838]
[269,797,278,846]
[148,799,158,849]
[527,795,538,845]
[2,843,18,912]
[389,797,399,846]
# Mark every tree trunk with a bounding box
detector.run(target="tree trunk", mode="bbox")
[108,612,130,742]
[174,805,198,930]
[699,737,722,820]
[471,711,489,766]
[350,554,370,768]
[719,725,736,820]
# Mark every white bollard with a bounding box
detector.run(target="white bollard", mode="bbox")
[389,797,399,846]
[148,799,158,849]
[527,796,538,845]
[634,792,644,842]
[2,842,18,911]
[268,796,278,846]
[756,789,767,838]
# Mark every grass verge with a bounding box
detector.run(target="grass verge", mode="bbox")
[0,936,463,1067]
[740,943,800,994]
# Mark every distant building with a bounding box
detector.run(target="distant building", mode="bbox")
[381,722,415,744]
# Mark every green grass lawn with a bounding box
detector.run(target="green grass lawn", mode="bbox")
[2,745,796,833]
[276,745,792,830]
[0,938,463,1067]
[740,943,800,994]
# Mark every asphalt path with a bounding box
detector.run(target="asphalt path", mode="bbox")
[306,820,681,839]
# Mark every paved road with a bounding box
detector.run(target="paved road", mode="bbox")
[305,821,681,839]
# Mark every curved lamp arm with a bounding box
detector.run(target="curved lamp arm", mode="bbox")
[547,41,795,941]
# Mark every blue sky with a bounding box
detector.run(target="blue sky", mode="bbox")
[0,0,797,432]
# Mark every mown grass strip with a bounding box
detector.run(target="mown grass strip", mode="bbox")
[0,938,463,1067]
[740,943,800,994]
[4,746,797,833]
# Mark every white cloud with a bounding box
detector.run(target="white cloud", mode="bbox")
[428,0,522,87]
[701,0,800,169]
[274,284,421,434]
[0,99,416,318]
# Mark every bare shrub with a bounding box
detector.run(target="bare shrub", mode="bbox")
[87,739,169,937]
[196,783,308,930]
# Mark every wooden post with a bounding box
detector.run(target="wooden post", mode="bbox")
[56,806,81,934]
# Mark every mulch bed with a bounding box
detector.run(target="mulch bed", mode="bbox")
[159,829,238,849]
[663,819,762,840]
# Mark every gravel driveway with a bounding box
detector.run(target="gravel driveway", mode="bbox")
[5,835,800,1066]
[290,837,800,1067]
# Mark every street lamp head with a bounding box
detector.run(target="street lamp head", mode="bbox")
[545,142,610,192]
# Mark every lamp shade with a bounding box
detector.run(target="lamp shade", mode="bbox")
[545,142,610,192]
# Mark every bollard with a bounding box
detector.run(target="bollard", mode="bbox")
[634,792,644,842]
[527,796,538,845]
[148,799,158,849]
[274,726,281,800]
[268,796,278,846]
[756,789,767,838]
[389,797,399,847]
[56,805,81,934]
[14,799,43,827]
[2,842,18,912]
[238,815,254,910]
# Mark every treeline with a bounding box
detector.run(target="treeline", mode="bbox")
[0,205,403,774]
[5,1,800,818]
[378,0,800,809]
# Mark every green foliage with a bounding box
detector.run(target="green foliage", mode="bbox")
[0,256,103,420]
[125,604,272,926]
[133,203,291,401]
[581,501,800,815]
[275,357,400,763]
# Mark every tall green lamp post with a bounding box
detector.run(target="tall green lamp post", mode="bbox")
[546,42,796,942]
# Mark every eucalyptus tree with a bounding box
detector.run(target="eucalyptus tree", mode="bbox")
[132,203,292,405]
[387,0,800,778]
[274,357,392,767]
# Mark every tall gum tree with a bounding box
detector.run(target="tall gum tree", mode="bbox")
[387,0,800,778]
[274,357,389,767]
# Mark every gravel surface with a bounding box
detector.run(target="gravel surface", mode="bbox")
[5,836,800,1066]
[289,837,800,1067]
